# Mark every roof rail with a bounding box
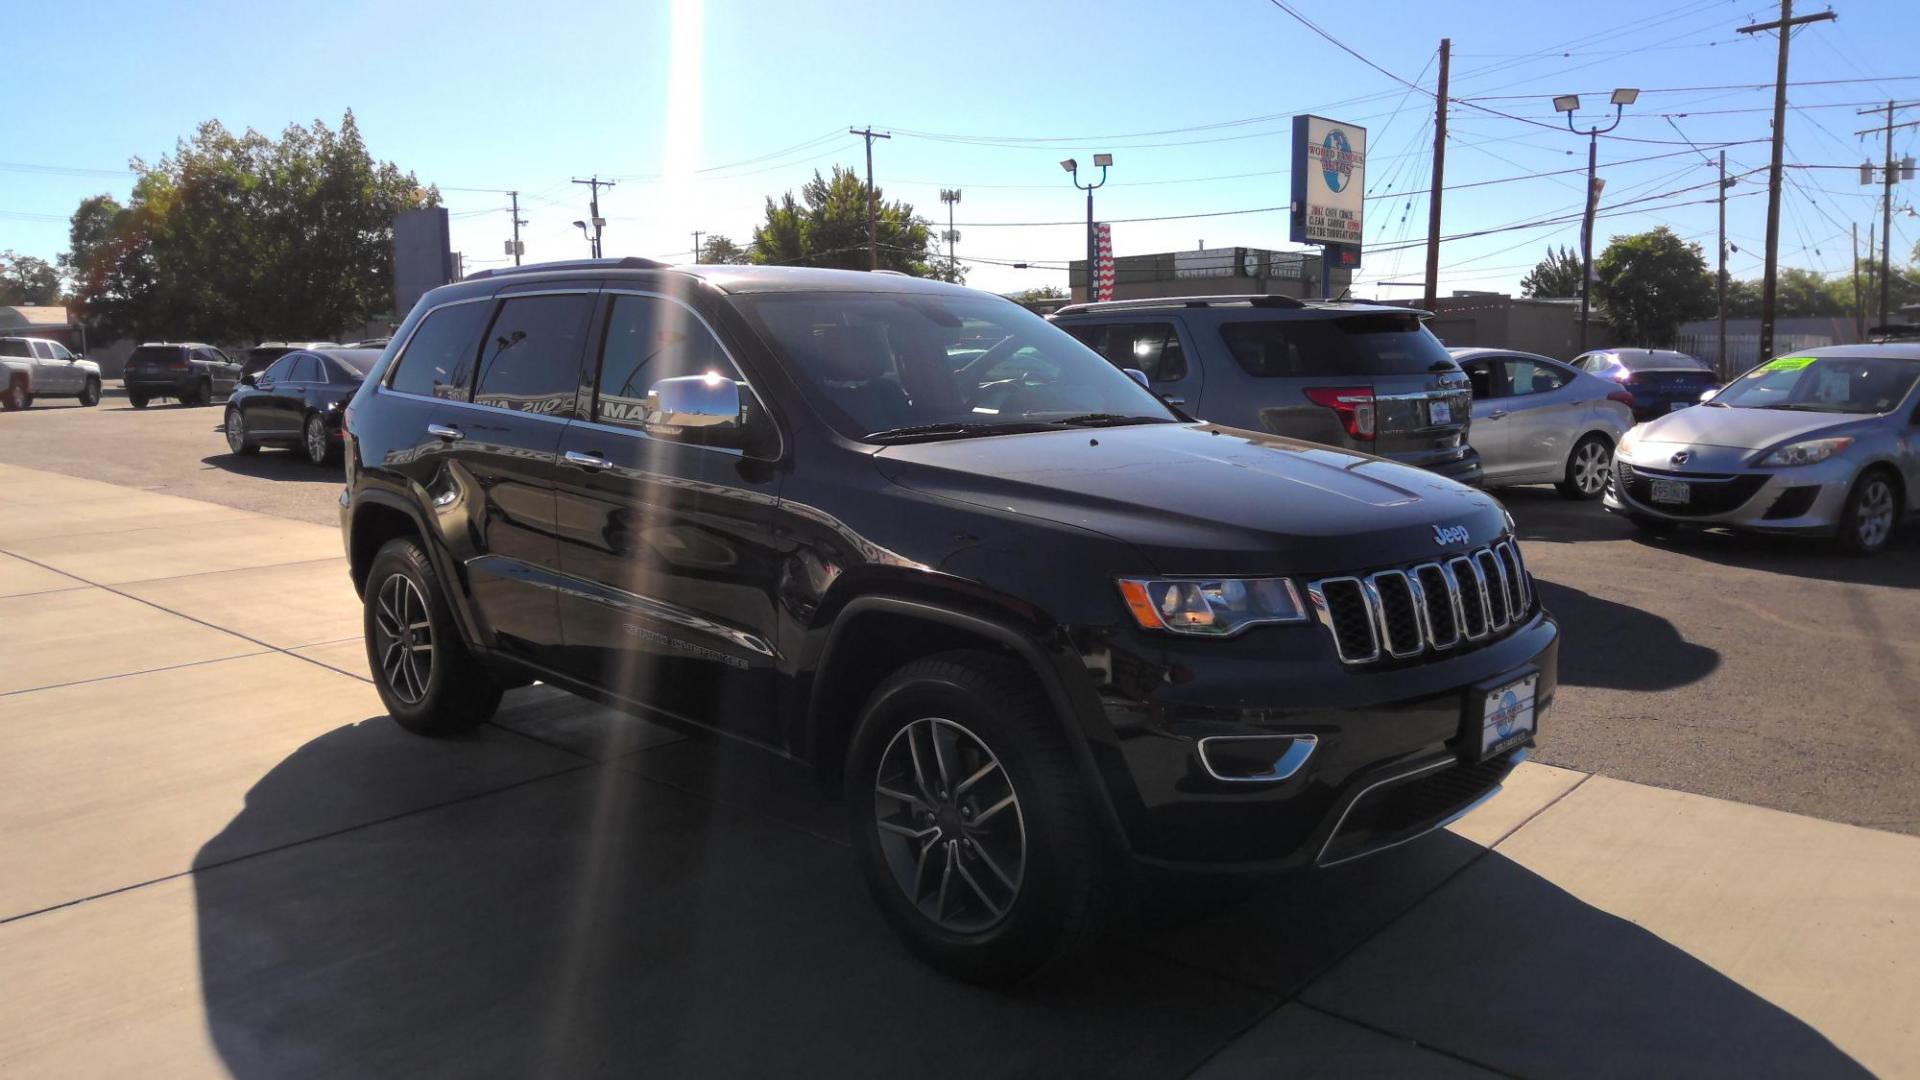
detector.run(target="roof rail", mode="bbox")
[1049,294,1309,317]
[464,256,670,281]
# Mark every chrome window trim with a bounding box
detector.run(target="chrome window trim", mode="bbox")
[567,416,746,458]
[1196,734,1319,784]
[372,388,575,427]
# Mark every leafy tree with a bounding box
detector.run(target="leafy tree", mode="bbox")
[1772,267,1842,317]
[749,166,937,276]
[71,111,436,342]
[1723,275,1762,318]
[697,234,751,264]
[1007,285,1067,304]
[1593,227,1714,346]
[1823,250,1920,321]
[59,195,124,289]
[0,252,63,305]
[1519,245,1583,299]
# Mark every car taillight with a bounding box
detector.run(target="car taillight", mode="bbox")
[1607,390,1636,408]
[168,360,189,371]
[1303,386,1376,440]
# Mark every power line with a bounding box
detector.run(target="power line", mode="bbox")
[1458,75,1920,102]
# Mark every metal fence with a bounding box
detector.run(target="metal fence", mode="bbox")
[1673,331,1836,378]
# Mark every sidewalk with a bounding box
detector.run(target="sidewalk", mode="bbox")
[0,460,1913,1078]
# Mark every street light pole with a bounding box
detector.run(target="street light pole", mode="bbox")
[1063,155,1112,302]
[1554,90,1637,351]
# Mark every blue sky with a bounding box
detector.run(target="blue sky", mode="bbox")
[3,0,1916,299]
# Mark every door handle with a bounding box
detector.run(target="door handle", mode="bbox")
[563,449,609,471]
[426,423,464,442]
[1163,396,1187,405]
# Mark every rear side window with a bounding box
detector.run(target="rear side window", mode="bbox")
[30,340,54,359]
[594,295,744,431]
[0,340,28,357]
[289,355,321,382]
[389,302,489,401]
[1220,314,1453,377]
[1504,359,1570,396]
[261,356,296,382]
[472,294,592,415]
[1065,321,1189,382]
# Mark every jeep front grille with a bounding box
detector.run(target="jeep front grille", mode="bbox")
[1306,539,1531,665]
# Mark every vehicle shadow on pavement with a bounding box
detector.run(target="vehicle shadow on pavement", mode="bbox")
[1626,524,1920,590]
[1531,577,1720,691]
[200,450,343,483]
[189,719,1867,1078]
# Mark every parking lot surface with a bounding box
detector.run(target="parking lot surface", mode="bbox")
[5,386,1916,833]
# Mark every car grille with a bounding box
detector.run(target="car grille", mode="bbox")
[1616,462,1770,517]
[1306,538,1531,665]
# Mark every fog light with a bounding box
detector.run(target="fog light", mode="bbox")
[1197,734,1318,783]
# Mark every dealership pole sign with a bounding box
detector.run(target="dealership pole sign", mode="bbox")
[1291,114,1365,272]
[1095,223,1115,302]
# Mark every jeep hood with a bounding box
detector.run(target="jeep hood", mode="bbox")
[873,422,1509,575]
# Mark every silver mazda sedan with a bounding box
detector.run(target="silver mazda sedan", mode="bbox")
[1604,344,1920,555]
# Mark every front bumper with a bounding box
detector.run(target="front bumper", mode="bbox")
[1089,604,1557,873]
[1602,452,1856,534]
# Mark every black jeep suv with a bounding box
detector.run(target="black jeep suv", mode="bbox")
[340,258,1558,984]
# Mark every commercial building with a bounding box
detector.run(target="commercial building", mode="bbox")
[1066,246,1351,304]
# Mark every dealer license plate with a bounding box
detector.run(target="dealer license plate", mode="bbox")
[1481,674,1538,757]
[1429,399,1452,425]
[1650,478,1691,505]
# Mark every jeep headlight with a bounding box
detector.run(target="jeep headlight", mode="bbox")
[1755,436,1852,467]
[1118,577,1307,636]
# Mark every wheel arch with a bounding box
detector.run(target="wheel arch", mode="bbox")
[804,595,1132,856]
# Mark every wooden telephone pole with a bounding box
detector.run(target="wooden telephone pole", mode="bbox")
[849,127,892,271]
[1423,38,1450,311]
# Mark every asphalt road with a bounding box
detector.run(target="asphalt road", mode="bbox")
[5,384,1917,835]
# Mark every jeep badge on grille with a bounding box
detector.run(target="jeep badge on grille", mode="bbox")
[1433,524,1471,547]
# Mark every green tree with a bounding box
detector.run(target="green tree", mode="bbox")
[1823,250,1920,321]
[697,234,751,264]
[1007,285,1067,305]
[0,252,63,305]
[72,111,435,342]
[1772,267,1843,317]
[749,166,937,275]
[1519,245,1583,299]
[1594,227,1715,346]
[59,195,125,289]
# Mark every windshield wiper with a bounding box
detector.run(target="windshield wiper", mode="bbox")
[862,421,1053,443]
[1045,413,1172,427]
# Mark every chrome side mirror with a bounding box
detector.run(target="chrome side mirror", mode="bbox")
[645,374,745,444]
[1122,367,1150,389]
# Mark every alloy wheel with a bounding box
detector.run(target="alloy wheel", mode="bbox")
[873,716,1025,933]
[305,415,328,464]
[226,409,246,453]
[1856,479,1895,549]
[1573,440,1611,495]
[373,573,434,705]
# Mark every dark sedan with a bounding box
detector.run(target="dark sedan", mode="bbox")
[1569,348,1722,421]
[224,348,379,465]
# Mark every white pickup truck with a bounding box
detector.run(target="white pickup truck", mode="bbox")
[1,336,102,410]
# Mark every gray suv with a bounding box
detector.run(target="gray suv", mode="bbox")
[1050,296,1480,484]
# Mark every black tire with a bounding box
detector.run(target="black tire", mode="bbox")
[363,537,503,735]
[1556,434,1612,500]
[302,412,335,466]
[2,377,28,411]
[79,377,101,407]
[225,405,259,456]
[845,650,1117,985]
[191,379,213,406]
[128,391,150,409]
[1835,469,1901,557]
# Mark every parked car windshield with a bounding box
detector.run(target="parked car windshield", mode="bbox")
[1712,354,1920,414]
[1616,350,1711,372]
[1219,313,1455,377]
[737,291,1179,441]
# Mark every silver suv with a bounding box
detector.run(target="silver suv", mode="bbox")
[1050,296,1480,484]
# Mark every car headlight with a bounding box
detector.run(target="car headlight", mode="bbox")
[1617,427,1642,459]
[1117,577,1308,636]
[1754,437,1853,467]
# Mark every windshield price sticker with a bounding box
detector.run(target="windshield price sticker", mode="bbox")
[1754,356,1816,375]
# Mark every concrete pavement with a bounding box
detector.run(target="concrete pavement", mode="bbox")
[0,461,1914,1077]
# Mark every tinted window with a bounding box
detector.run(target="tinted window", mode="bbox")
[1069,321,1188,382]
[472,294,591,415]
[289,355,321,382]
[1504,359,1570,396]
[389,301,488,401]
[595,295,744,431]
[128,345,186,365]
[738,292,1175,439]
[30,340,54,359]
[1461,360,1497,399]
[1220,314,1453,377]
[327,352,379,378]
[0,340,28,357]
[260,356,297,382]
[1617,350,1709,372]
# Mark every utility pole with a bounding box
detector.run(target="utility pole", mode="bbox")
[1423,38,1450,312]
[940,189,962,269]
[850,126,892,271]
[1852,222,1863,339]
[692,230,704,263]
[1738,1,1835,363]
[571,176,615,259]
[1718,151,1729,375]
[1856,101,1920,326]
[506,191,526,267]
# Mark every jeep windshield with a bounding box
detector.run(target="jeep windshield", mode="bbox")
[738,292,1179,442]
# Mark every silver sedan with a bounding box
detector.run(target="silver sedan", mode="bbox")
[1451,348,1634,500]
[1604,344,1920,554]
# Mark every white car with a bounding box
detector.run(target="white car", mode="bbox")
[1450,348,1635,500]
[1,336,103,410]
